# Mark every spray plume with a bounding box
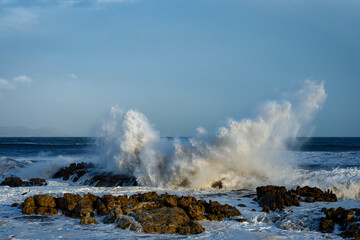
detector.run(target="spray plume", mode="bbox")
[98,80,326,189]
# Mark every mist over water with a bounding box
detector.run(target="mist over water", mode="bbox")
[97,80,327,189]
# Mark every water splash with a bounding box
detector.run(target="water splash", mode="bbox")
[97,80,327,189]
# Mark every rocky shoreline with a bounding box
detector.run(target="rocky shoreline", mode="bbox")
[4,162,360,237]
[21,191,240,235]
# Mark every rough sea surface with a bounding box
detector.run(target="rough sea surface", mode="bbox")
[1,137,360,239]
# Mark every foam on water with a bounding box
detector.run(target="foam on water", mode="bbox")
[97,80,327,189]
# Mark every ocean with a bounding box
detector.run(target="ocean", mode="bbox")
[1,137,360,239]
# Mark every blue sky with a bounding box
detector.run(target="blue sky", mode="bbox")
[0,0,359,136]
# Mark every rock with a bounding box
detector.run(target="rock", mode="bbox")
[34,195,56,208]
[0,177,47,187]
[132,207,204,234]
[256,186,300,212]
[1,177,23,187]
[87,174,137,187]
[320,218,334,233]
[117,217,139,231]
[11,203,19,207]
[123,201,162,215]
[22,195,58,216]
[21,191,242,234]
[28,178,47,186]
[262,206,270,213]
[53,162,94,181]
[103,207,124,223]
[203,200,240,220]
[236,218,247,222]
[186,202,205,220]
[238,204,247,207]
[296,186,337,202]
[80,215,98,225]
[256,185,337,213]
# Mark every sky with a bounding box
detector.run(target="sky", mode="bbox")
[0,0,359,137]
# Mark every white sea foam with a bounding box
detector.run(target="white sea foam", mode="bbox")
[97,80,327,189]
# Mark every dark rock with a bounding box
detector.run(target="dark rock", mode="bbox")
[236,217,247,222]
[238,204,247,207]
[53,162,94,181]
[296,186,337,202]
[320,218,334,233]
[211,180,223,189]
[1,177,47,187]
[1,177,23,187]
[87,174,137,187]
[27,178,47,186]
[262,206,270,213]
[11,203,19,207]
[256,185,337,213]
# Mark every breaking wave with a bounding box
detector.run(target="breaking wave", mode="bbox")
[97,80,327,189]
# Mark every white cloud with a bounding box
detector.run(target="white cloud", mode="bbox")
[12,75,33,84]
[0,8,38,29]
[70,73,77,79]
[0,78,15,89]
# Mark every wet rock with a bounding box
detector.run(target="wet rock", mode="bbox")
[1,177,47,187]
[256,186,300,212]
[256,185,337,213]
[117,216,139,231]
[296,186,337,202]
[22,195,58,216]
[236,217,247,222]
[103,207,124,223]
[21,191,241,234]
[123,201,162,215]
[27,178,47,186]
[53,162,94,181]
[319,218,334,233]
[202,200,240,220]
[34,195,56,208]
[87,174,137,187]
[132,207,204,234]
[262,206,270,213]
[238,204,247,207]
[80,214,98,225]
[56,193,97,218]
[1,177,23,187]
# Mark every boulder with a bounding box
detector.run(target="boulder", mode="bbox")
[256,185,337,213]
[53,162,94,181]
[1,177,23,187]
[1,177,47,187]
[103,207,124,223]
[117,216,139,231]
[80,214,98,225]
[131,207,204,234]
[22,195,58,216]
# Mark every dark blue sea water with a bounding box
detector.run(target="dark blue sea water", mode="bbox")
[1,137,360,156]
[0,137,96,157]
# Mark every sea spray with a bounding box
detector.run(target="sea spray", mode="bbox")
[97,80,327,189]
